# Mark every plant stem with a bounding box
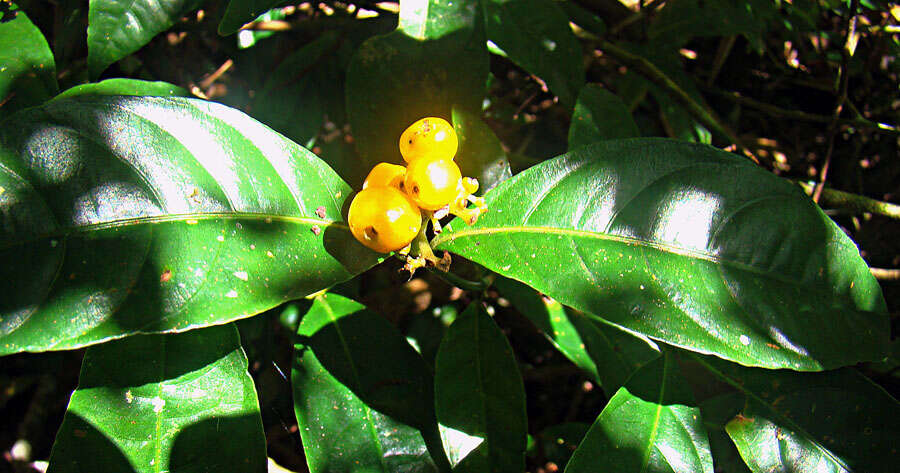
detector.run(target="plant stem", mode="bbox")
[795,181,900,221]
[596,40,759,163]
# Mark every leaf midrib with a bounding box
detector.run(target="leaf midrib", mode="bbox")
[0,212,347,251]
[433,224,816,290]
[317,297,388,470]
[692,354,852,471]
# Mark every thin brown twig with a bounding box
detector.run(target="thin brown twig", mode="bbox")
[596,39,760,164]
[813,0,859,203]
[703,88,899,134]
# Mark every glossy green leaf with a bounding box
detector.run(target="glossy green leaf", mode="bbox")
[494,275,659,392]
[346,0,488,185]
[433,138,888,370]
[87,0,201,79]
[692,354,900,473]
[482,0,584,108]
[219,0,284,35]
[48,324,265,473]
[434,303,527,472]
[250,31,340,149]
[0,96,380,355]
[568,84,639,150]
[452,107,512,194]
[292,295,438,473]
[698,394,752,473]
[0,6,58,114]
[53,79,189,101]
[565,351,713,473]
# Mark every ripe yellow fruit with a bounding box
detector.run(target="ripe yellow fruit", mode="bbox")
[348,187,422,253]
[404,156,462,210]
[363,162,406,189]
[398,117,458,163]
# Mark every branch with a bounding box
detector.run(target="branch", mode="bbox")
[796,181,900,221]
[596,40,759,163]
[705,88,899,135]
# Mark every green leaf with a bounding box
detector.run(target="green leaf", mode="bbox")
[0,96,380,355]
[494,275,659,392]
[452,107,512,194]
[649,0,779,51]
[482,0,584,108]
[53,79,190,101]
[48,324,265,473]
[219,0,284,36]
[568,84,639,150]
[692,354,900,473]
[698,394,752,473]
[0,5,58,114]
[250,31,340,148]
[87,0,201,79]
[434,303,527,472]
[292,295,438,473]
[565,351,713,473]
[433,138,888,370]
[346,0,488,186]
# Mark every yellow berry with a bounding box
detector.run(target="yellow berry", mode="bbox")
[399,117,458,163]
[404,157,462,210]
[348,187,422,253]
[363,162,406,190]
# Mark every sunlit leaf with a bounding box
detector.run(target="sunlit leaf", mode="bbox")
[292,295,438,472]
[0,6,57,114]
[87,0,202,78]
[434,303,527,472]
[566,351,713,473]
[434,138,888,370]
[0,96,380,355]
[48,324,265,473]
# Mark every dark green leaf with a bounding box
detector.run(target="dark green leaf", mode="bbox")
[48,324,265,473]
[568,84,639,150]
[482,0,584,108]
[292,295,438,473]
[692,354,900,473]
[0,6,58,114]
[698,394,752,473]
[53,79,189,100]
[87,0,201,79]
[494,275,659,392]
[219,0,284,35]
[452,107,512,194]
[434,303,527,472]
[0,96,380,355]
[433,138,888,370]
[566,351,713,473]
[649,0,779,51]
[346,0,487,186]
[250,31,341,148]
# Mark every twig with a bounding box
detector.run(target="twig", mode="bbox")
[813,0,859,203]
[704,88,899,134]
[795,181,900,221]
[596,40,760,163]
[870,268,900,280]
[707,36,736,86]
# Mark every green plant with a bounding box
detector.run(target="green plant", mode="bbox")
[1,0,898,472]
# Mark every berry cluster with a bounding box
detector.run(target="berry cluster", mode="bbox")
[347,117,487,271]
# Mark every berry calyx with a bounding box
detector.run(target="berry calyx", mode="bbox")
[363,162,406,190]
[399,117,458,163]
[348,187,422,253]
[404,157,462,210]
